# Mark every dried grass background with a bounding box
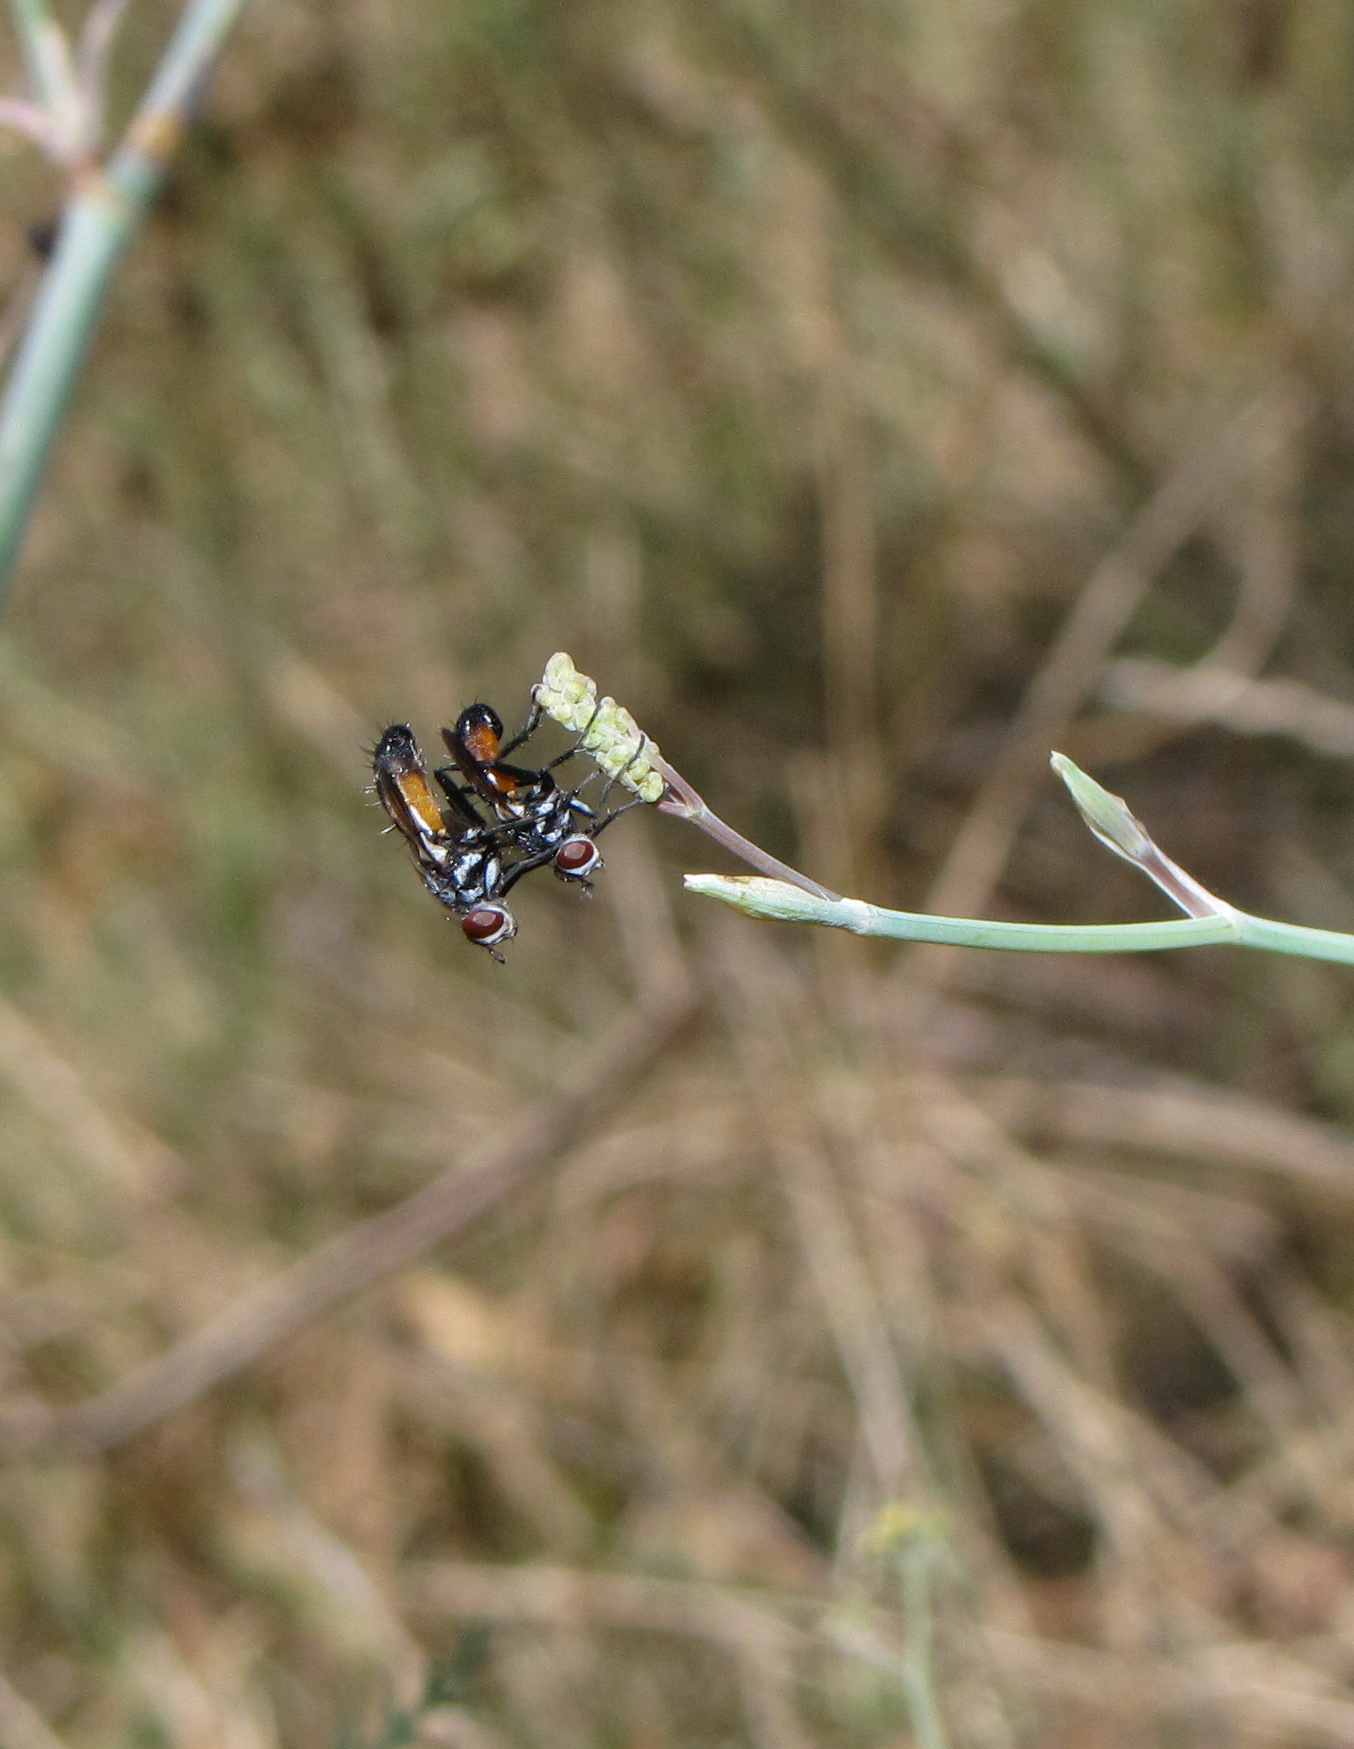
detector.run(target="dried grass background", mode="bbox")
[6,0,1354,1744]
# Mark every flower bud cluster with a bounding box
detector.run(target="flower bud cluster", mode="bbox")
[534,652,666,803]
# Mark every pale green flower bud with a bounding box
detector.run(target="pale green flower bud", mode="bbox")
[534,652,666,802]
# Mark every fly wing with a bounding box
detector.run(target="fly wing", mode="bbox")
[441,721,489,792]
[433,764,497,834]
[440,722,527,810]
[372,726,451,863]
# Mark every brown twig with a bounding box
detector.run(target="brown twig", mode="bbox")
[0,978,699,1461]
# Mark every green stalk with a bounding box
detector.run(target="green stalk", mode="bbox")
[0,195,126,592]
[685,752,1354,967]
[0,0,251,601]
[1232,914,1354,965]
[685,874,1354,962]
[684,877,1241,954]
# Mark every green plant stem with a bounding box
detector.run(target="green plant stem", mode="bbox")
[685,751,1354,966]
[0,0,250,602]
[0,195,124,589]
[1233,914,1354,964]
[684,876,1354,963]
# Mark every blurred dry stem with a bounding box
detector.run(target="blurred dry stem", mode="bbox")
[923,383,1297,934]
[1103,660,1354,759]
[0,978,696,1459]
[0,1671,72,1749]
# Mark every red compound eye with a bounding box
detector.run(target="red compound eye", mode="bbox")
[554,837,601,879]
[462,904,514,947]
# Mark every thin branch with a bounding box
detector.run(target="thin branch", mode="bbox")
[652,749,842,903]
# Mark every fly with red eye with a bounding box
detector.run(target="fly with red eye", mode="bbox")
[370,723,555,961]
[436,700,645,896]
